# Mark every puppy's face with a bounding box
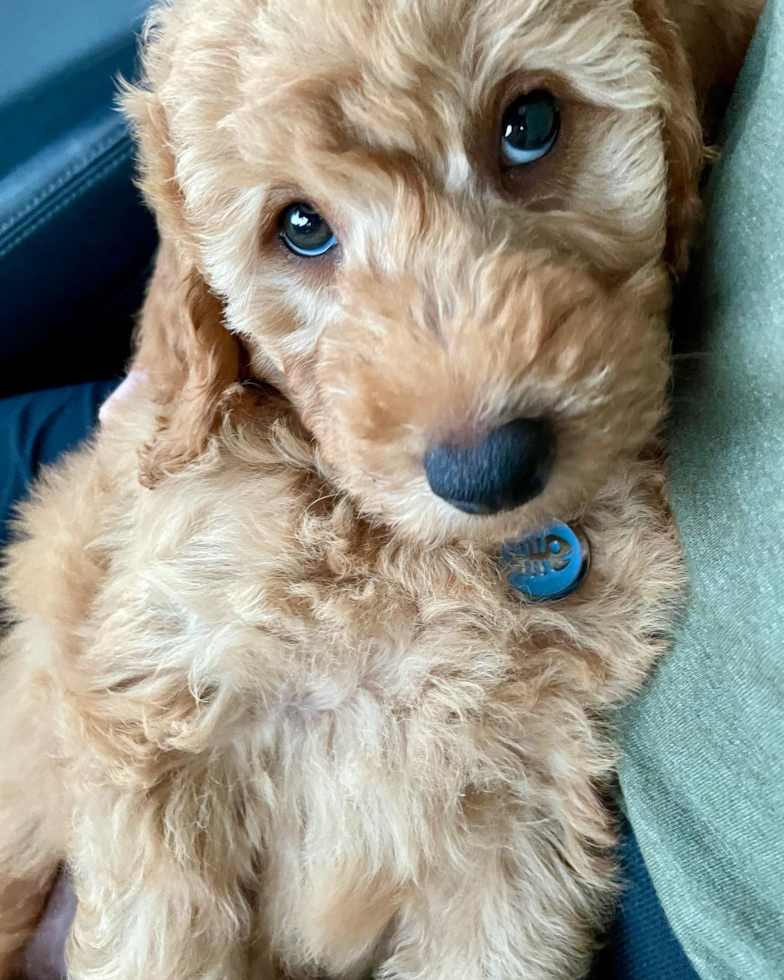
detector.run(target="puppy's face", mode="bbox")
[131,0,702,543]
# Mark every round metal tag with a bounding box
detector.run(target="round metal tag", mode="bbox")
[501,522,590,602]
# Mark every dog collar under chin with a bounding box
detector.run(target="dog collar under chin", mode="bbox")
[501,521,590,602]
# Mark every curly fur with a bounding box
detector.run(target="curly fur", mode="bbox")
[0,1,764,978]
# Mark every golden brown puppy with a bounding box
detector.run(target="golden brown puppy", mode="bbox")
[0,1,764,978]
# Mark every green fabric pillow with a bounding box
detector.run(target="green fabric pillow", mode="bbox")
[618,2,784,977]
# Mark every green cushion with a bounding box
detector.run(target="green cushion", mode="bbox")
[618,2,784,977]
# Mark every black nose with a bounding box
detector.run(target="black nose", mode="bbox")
[424,417,555,515]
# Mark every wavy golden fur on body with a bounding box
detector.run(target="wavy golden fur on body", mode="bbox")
[0,0,763,977]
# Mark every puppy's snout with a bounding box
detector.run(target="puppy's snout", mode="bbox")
[424,418,555,515]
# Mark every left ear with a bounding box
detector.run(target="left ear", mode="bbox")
[634,0,765,276]
[664,0,767,130]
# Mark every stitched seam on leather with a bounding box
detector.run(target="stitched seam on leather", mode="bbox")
[0,123,130,239]
[0,142,134,260]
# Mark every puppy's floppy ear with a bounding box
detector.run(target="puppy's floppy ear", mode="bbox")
[634,0,704,277]
[120,9,200,263]
[635,0,765,276]
[663,0,766,131]
[133,241,250,490]
[120,24,253,488]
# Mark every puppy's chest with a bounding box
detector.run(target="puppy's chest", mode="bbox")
[247,547,556,735]
[251,573,539,801]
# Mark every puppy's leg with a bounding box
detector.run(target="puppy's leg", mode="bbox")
[0,827,60,979]
[0,632,64,978]
[66,769,258,980]
[380,782,615,980]
[68,880,250,980]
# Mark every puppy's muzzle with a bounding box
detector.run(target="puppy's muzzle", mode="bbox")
[424,418,555,515]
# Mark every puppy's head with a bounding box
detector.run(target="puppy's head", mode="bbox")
[125,0,741,542]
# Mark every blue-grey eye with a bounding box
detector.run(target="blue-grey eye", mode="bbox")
[501,90,560,166]
[278,202,337,256]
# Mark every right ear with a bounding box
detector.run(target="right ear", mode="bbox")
[133,242,251,490]
[120,5,200,261]
[121,23,254,489]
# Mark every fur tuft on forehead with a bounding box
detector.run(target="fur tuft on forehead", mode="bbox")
[220,0,668,173]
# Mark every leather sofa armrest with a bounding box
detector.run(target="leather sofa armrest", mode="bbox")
[0,33,157,396]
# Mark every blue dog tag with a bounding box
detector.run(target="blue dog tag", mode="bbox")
[501,522,590,602]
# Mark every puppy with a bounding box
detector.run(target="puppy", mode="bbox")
[0,1,764,978]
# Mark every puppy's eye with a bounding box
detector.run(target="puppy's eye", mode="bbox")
[278,202,337,256]
[500,90,560,166]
